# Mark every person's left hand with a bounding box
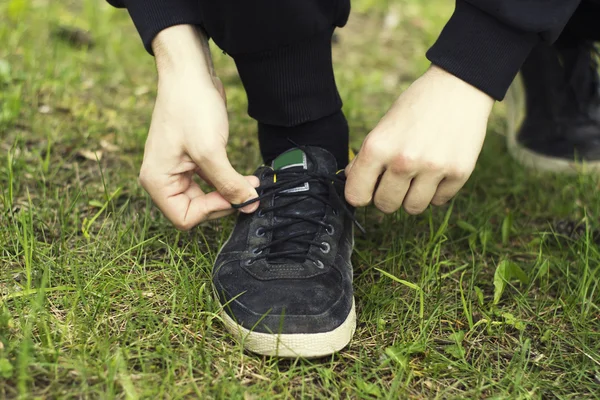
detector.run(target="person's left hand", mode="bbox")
[345,65,495,214]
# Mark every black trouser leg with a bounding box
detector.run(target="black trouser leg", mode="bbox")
[197,0,352,167]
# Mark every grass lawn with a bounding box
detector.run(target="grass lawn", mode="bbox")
[1,0,599,398]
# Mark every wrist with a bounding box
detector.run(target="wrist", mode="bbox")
[426,64,495,108]
[152,25,215,83]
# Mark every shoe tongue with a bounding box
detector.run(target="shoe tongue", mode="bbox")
[272,148,308,170]
[268,147,338,264]
[272,148,310,193]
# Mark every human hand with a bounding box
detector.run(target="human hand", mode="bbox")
[345,65,494,215]
[138,25,259,230]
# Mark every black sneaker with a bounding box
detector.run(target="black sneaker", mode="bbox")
[507,40,600,173]
[212,146,361,357]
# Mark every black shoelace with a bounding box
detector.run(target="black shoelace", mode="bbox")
[232,161,364,267]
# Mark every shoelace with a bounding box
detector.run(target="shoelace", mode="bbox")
[232,162,365,267]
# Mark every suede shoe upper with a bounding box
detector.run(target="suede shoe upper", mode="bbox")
[518,40,600,160]
[213,147,358,334]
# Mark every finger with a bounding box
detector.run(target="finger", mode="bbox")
[344,157,356,175]
[181,189,234,225]
[195,167,214,188]
[195,170,259,192]
[431,176,467,206]
[402,174,444,215]
[150,180,232,230]
[372,169,412,214]
[206,208,237,220]
[204,176,260,220]
[194,150,259,213]
[344,151,385,207]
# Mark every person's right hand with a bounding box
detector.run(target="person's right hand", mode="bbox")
[138,25,259,230]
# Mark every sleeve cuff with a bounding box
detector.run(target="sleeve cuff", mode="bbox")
[426,0,540,101]
[122,0,202,55]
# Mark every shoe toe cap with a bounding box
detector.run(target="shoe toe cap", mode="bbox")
[213,260,352,334]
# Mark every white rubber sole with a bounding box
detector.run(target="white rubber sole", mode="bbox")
[507,125,600,174]
[219,299,356,358]
[506,74,600,174]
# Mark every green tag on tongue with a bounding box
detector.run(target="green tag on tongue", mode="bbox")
[272,148,309,193]
[272,148,307,170]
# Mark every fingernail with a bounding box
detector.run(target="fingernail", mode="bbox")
[241,202,259,213]
[240,203,258,214]
[249,176,260,188]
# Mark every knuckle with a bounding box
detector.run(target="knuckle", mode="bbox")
[423,160,445,174]
[191,142,219,163]
[404,203,427,215]
[345,192,371,207]
[446,165,472,181]
[389,154,417,175]
[216,180,243,201]
[374,199,397,214]
[138,168,151,188]
[431,196,451,206]
[363,138,390,160]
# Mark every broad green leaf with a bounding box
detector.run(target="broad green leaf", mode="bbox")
[0,358,13,379]
[493,261,509,305]
[508,262,530,285]
[356,379,382,397]
[494,260,530,304]
[468,232,478,251]
[444,344,465,359]
[502,212,513,245]
[449,330,465,343]
[503,312,526,331]
[479,227,492,253]
[385,347,408,368]
[474,286,484,306]
[457,220,477,233]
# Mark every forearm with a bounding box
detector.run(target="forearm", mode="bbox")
[106,0,202,54]
[152,25,215,83]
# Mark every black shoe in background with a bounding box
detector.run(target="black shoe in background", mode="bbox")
[508,40,600,173]
[212,146,359,358]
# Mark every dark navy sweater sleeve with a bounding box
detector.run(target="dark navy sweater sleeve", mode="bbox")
[427,0,582,100]
[107,0,582,100]
[106,0,202,55]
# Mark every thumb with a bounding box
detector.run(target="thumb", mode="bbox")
[345,157,356,175]
[197,150,259,213]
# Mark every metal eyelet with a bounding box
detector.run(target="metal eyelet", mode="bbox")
[252,248,263,255]
[255,227,265,237]
[257,209,265,217]
[313,260,324,269]
[245,259,256,266]
[333,209,339,216]
[320,242,330,254]
[325,224,335,235]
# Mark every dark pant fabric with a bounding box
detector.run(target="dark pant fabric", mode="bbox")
[196,1,351,166]
[197,0,600,166]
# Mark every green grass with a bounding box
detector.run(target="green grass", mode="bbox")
[1,0,599,398]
